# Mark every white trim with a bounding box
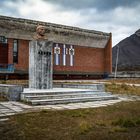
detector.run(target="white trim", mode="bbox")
[54,44,60,65]
[70,45,74,66]
[63,44,66,66]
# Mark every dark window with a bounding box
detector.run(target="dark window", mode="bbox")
[13,39,18,63]
[0,36,7,43]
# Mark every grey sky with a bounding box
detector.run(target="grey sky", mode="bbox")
[0,0,140,46]
[46,0,139,10]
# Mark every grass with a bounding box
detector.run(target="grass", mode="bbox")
[0,101,140,140]
[108,78,140,84]
[0,79,140,139]
[0,80,28,86]
[78,120,93,134]
[105,83,140,95]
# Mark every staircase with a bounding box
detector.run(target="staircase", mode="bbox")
[21,84,118,105]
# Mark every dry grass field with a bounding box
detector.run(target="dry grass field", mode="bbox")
[0,79,140,140]
[0,101,140,140]
[105,83,140,95]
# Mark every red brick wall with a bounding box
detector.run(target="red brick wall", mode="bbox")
[7,38,13,64]
[8,39,29,71]
[54,46,105,74]
[7,38,112,74]
[15,40,29,70]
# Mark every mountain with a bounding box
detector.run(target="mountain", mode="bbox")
[112,29,140,71]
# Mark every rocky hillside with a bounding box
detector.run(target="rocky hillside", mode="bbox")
[112,29,140,71]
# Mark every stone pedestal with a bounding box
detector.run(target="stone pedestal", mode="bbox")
[29,40,53,89]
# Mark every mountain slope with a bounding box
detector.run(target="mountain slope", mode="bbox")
[112,29,140,71]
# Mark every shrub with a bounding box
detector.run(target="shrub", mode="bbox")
[135,119,140,125]
[112,118,136,127]
[121,83,129,90]
[78,121,92,134]
[109,126,128,133]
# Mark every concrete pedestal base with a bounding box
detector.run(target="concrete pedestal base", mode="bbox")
[21,84,118,105]
[29,40,53,89]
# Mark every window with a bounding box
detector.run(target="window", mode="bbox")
[63,44,66,66]
[0,36,7,43]
[54,43,60,65]
[13,39,18,63]
[54,43,75,66]
[69,45,74,66]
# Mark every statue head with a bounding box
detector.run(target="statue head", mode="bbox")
[34,25,47,40]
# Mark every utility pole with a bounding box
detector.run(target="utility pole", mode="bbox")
[114,45,119,79]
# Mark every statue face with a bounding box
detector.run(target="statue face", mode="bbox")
[37,27,45,36]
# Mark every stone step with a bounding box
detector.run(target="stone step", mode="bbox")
[54,83,105,91]
[24,92,111,101]
[22,90,96,96]
[30,95,118,105]
[21,88,99,100]
[21,87,118,106]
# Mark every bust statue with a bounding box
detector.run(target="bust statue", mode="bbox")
[29,24,53,89]
[33,25,47,40]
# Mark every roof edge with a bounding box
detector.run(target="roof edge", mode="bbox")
[0,15,110,37]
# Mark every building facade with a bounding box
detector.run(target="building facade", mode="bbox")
[0,15,112,79]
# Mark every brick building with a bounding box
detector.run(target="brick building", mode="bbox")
[0,15,112,79]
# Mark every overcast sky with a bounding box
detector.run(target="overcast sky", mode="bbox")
[0,0,140,46]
